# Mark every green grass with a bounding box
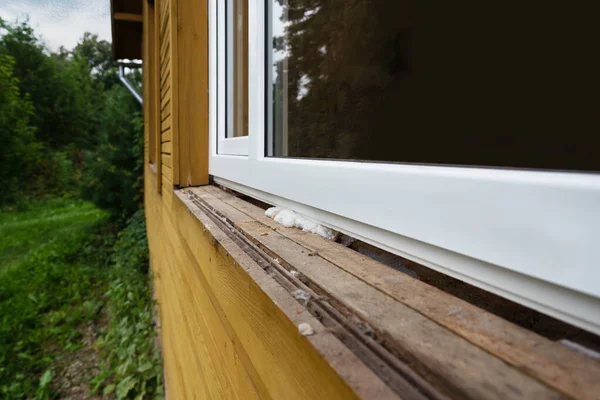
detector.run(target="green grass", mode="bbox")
[0,199,105,271]
[0,199,109,399]
[0,200,163,399]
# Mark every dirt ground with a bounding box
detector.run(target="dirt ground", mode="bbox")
[51,314,111,400]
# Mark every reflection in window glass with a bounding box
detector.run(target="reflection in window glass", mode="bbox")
[227,0,248,138]
[269,1,600,171]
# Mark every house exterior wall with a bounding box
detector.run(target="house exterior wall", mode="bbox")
[142,1,356,398]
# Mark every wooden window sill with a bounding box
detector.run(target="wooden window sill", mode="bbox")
[174,185,600,400]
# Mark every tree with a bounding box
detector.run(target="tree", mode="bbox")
[0,18,96,150]
[0,54,40,204]
[73,32,119,90]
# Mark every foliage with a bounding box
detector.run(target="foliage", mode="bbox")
[0,198,102,270]
[0,199,108,399]
[80,87,144,222]
[0,18,95,150]
[0,15,160,399]
[0,202,163,399]
[73,32,119,91]
[91,210,164,399]
[0,54,40,204]
[0,18,143,216]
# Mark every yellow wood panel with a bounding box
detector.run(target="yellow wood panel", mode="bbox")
[160,86,171,110]
[161,154,172,168]
[161,141,172,154]
[161,174,173,211]
[159,1,170,38]
[161,129,172,143]
[173,198,358,400]
[144,164,358,399]
[159,0,170,25]
[143,1,156,165]
[160,61,171,90]
[114,12,142,22]
[168,0,179,185]
[161,100,171,122]
[163,232,259,400]
[152,1,162,193]
[160,35,170,66]
[176,0,209,186]
[160,19,170,47]
[161,114,171,133]
[162,164,173,181]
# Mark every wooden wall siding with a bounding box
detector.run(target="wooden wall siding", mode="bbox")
[142,0,598,398]
[157,0,177,190]
[144,176,600,400]
[142,1,155,164]
[176,0,209,186]
[195,186,600,400]
[144,166,359,399]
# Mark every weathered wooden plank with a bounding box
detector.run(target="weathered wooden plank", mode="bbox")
[203,185,600,400]
[161,141,172,155]
[161,114,171,133]
[146,161,396,399]
[173,193,370,400]
[193,187,565,400]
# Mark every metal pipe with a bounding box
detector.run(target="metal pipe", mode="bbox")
[118,64,143,105]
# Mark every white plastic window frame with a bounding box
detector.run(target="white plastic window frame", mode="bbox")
[209,0,600,335]
[216,0,249,155]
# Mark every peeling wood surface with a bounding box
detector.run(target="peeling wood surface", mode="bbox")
[144,164,371,399]
[193,185,600,400]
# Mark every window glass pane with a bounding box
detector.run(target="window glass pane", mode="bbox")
[269,1,600,171]
[227,0,248,138]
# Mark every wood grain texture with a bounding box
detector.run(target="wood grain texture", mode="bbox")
[192,187,570,400]
[202,185,600,400]
[175,0,209,186]
[162,164,173,181]
[160,85,171,109]
[168,0,179,185]
[162,154,171,168]
[143,162,370,399]
[160,114,171,133]
[161,129,172,143]
[114,12,143,22]
[142,1,156,164]
[175,191,390,400]
[161,141,172,155]
[160,99,170,122]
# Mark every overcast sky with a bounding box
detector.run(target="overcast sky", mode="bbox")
[0,0,110,51]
